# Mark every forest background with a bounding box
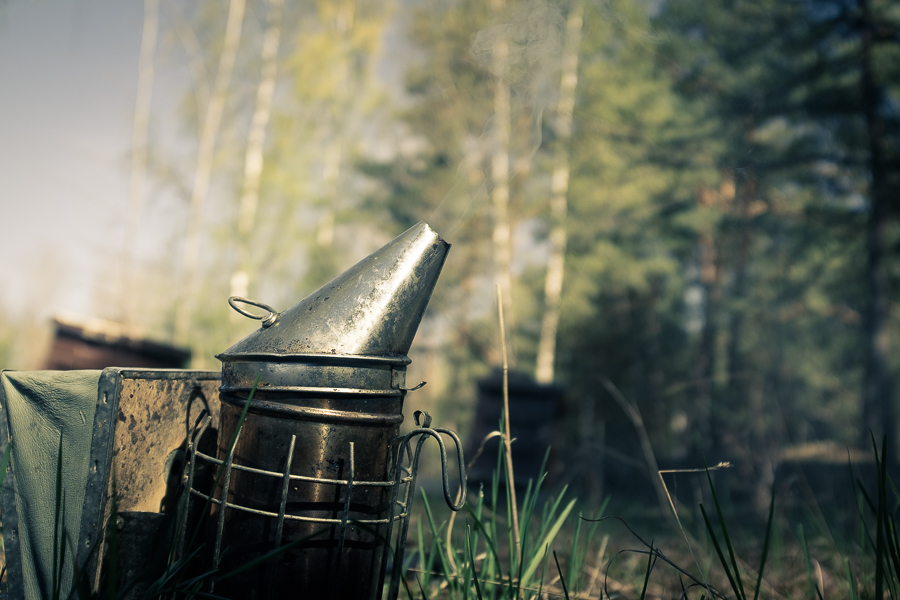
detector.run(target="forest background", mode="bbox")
[0,0,898,510]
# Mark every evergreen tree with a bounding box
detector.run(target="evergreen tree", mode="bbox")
[554,0,720,460]
[658,0,900,458]
[361,0,570,389]
[364,0,723,471]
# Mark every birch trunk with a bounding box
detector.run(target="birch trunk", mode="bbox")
[230,0,284,301]
[175,0,246,344]
[535,2,583,384]
[121,0,159,325]
[164,0,210,133]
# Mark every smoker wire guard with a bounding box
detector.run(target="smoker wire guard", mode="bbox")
[177,407,467,600]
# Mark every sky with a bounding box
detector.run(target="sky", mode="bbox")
[0,0,418,327]
[0,0,165,319]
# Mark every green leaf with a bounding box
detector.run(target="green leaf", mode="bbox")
[704,461,746,600]
[520,498,576,586]
[753,484,776,600]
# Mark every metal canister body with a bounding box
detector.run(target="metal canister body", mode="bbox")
[206,222,451,599]
[211,357,407,598]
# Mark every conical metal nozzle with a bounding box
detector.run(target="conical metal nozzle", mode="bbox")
[217,222,450,395]
[220,221,449,360]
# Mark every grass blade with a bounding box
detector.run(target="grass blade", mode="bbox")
[188,374,260,551]
[704,462,746,600]
[467,525,484,600]
[420,490,455,587]
[567,512,582,591]
[215,532,325,582]
[553,549,570,600]
[416,519,431,593]
[414,573,426,600]
[463,503,502,571]
[520,498,576,586]
[753,484,776,600]
[888,472,900,507]
[885,512,900,586]
[858,475,877,513]
[798,523,816,600]
[700,503,742,600]
[515,477,537,594]
[856,475,879,553]
[639,542,654,600]
[845,558,858,600]
[874,435,886,600]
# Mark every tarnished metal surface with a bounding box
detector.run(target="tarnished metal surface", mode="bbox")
[113,511,174,598]
[0,368,220,599]
[83,369,220,593]
[184,410,466,600]
[207,222,454,599]
[219,354,408,397]
[110,370,220,512]
[217,221,450,367]
[211,406,398,598]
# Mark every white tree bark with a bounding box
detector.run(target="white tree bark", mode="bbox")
[230,0,284,300]
[121,0,159,325]
[535,1,583,384]
[316,2,358,251]
[163,0,210,137]
[175,0,246,344]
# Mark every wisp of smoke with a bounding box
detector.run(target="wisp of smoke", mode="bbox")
[469,0,566,80]
[429,0,567,239]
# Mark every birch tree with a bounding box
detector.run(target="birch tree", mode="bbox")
[534,0,583,384]
[121,0,160,326]
[230,0,284,301]
[174,0,246,345]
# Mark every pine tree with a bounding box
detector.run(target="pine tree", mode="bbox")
[658,0,900,458]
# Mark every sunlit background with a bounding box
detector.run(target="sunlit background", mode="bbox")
[1,0,898,507]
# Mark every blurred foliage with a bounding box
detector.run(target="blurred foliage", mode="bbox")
[10,0,890,499]
[356,0,899,500]
[652,0,900,482]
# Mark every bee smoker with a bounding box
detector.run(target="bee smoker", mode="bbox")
[180,222,465,599]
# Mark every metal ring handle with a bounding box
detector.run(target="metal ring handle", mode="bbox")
[228,296,280,328]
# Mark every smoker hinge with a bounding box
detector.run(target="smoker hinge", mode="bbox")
[391,368,406,390]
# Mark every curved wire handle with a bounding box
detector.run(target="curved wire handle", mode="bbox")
[382,410,467,599]
[407,410,466,509]
[228,296,280,328]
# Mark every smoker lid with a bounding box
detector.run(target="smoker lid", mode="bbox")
[218,222,450,362]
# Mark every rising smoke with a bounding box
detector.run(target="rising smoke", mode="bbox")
[434,0,569,238]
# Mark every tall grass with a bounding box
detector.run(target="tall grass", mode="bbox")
[407,447,596,599]
[400,432,900,599]
[2,374,899,599]
[395,291,899,598]
[0,436,898,599]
